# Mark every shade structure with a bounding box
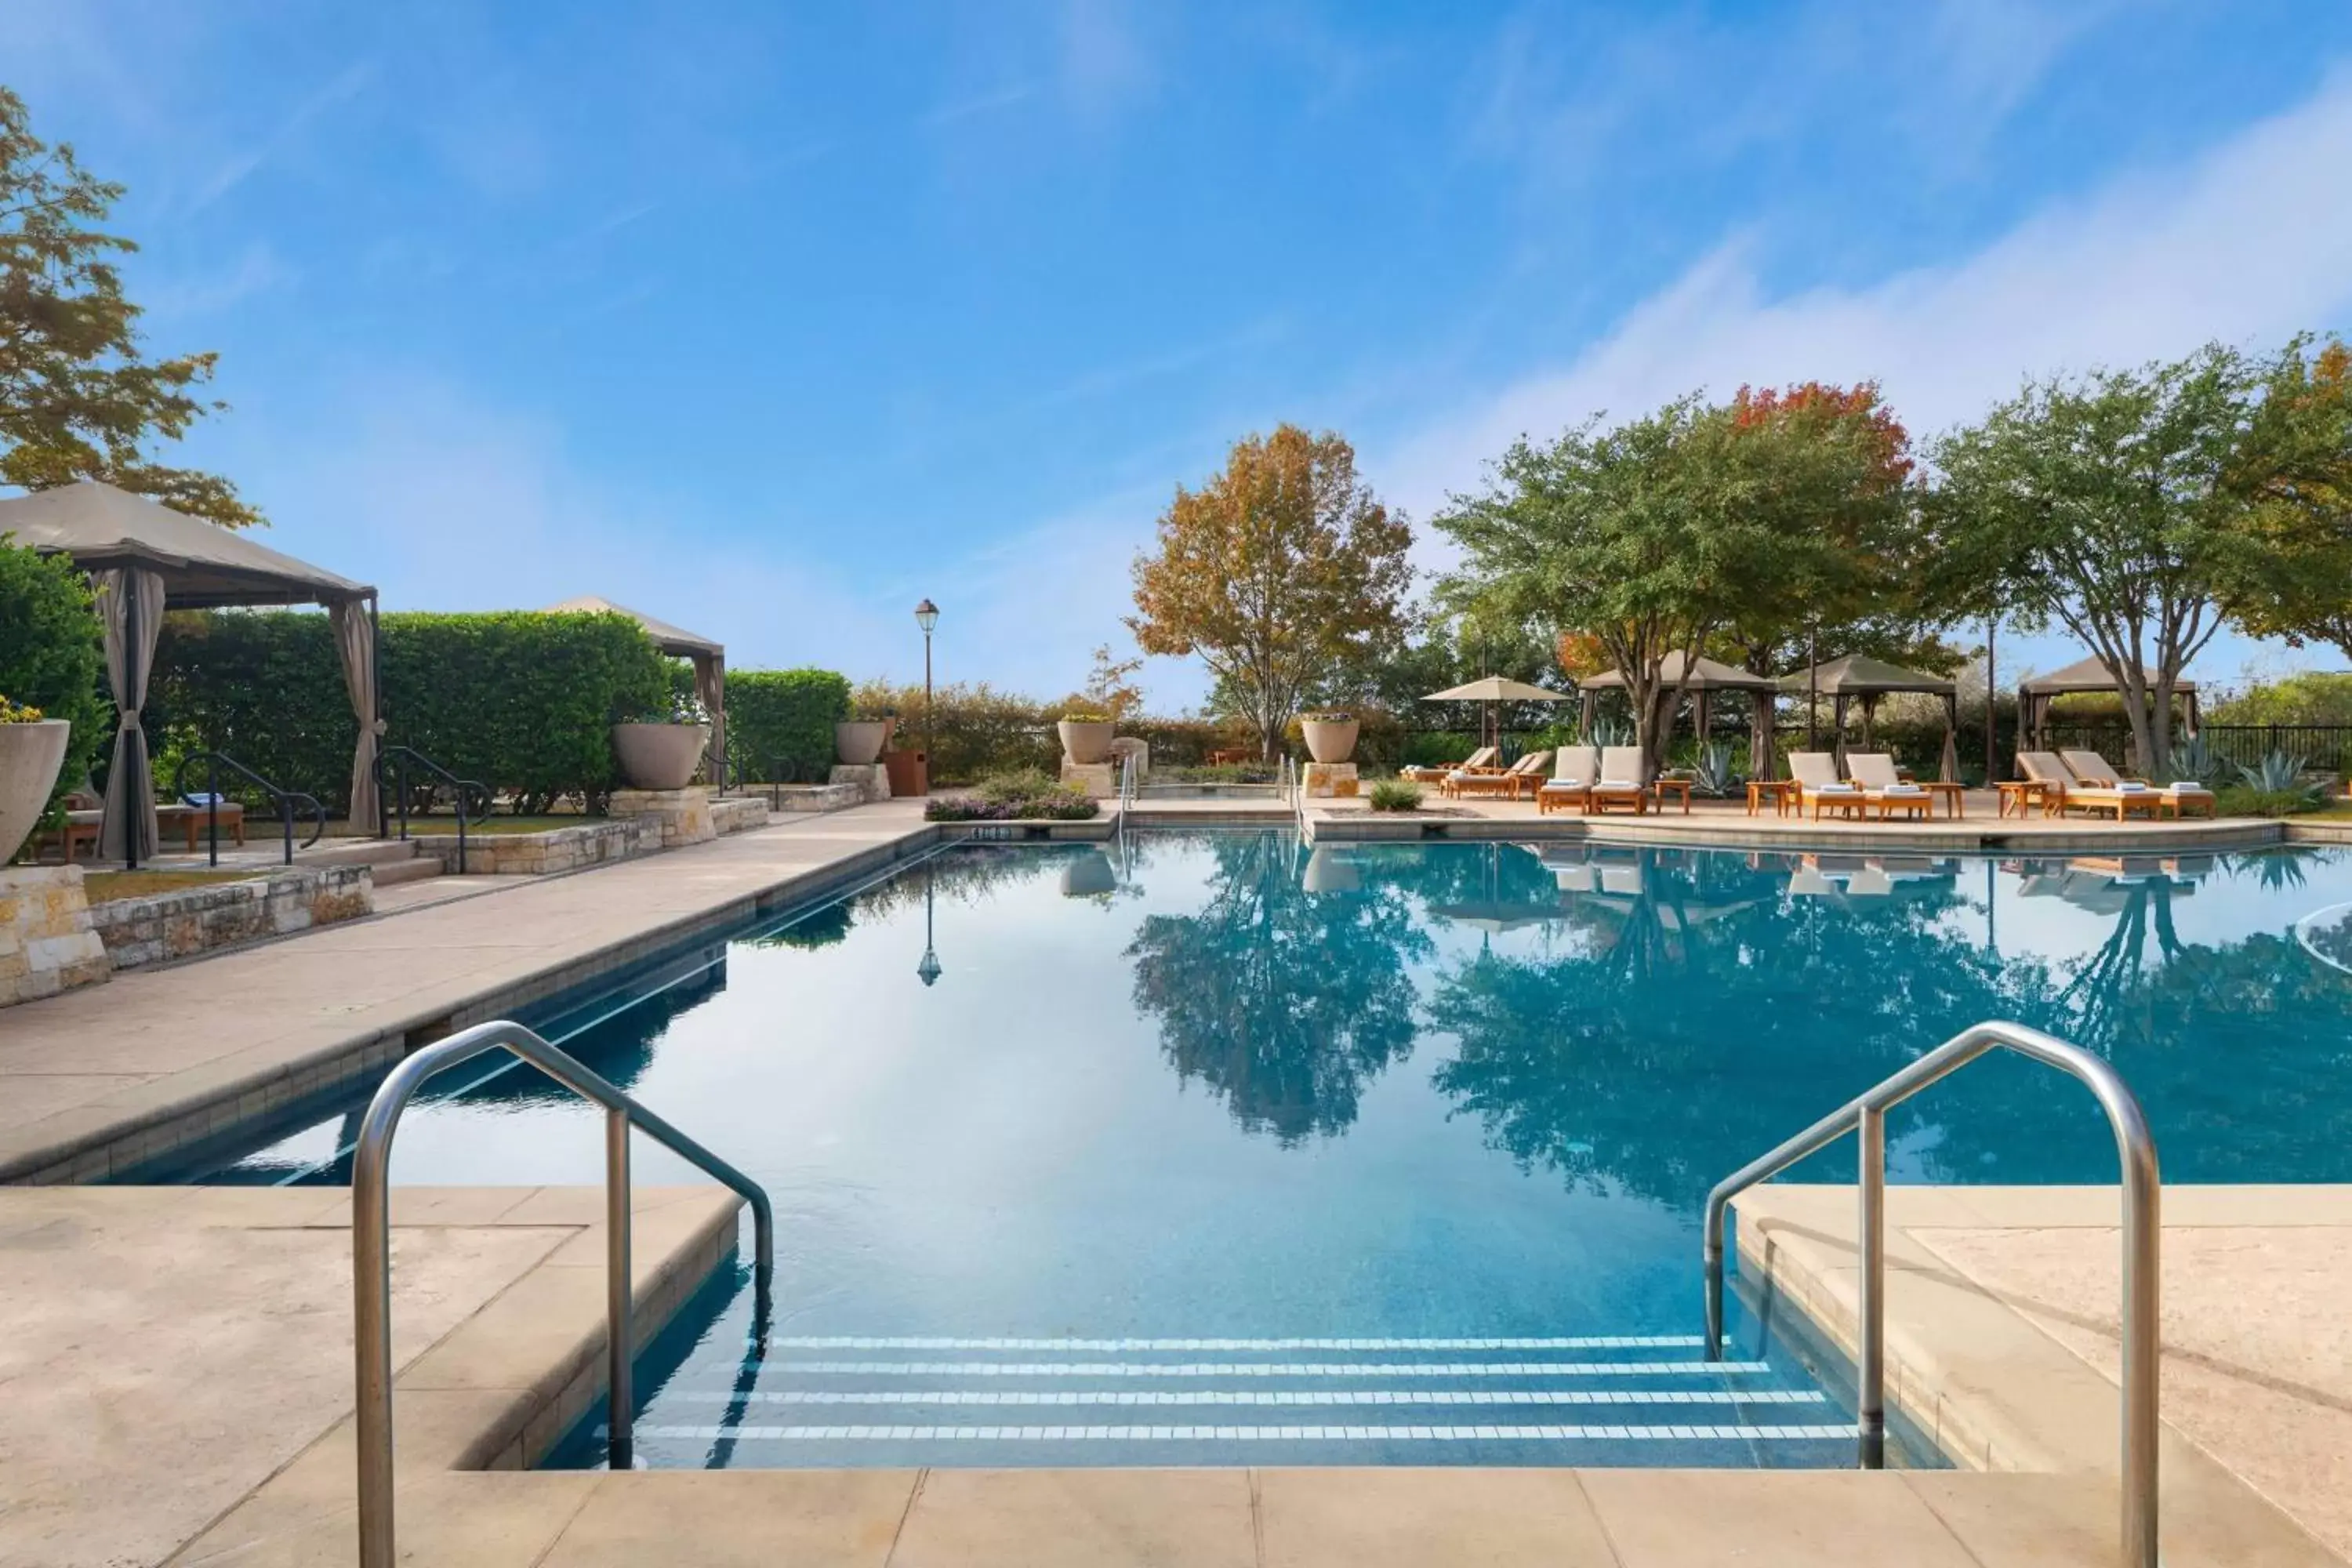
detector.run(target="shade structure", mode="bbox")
[1780,654,1963,781]
[1579,653,1780,779]
[545,595,727,786]
[2017,654,2199,760]
[2,481,379,863]
[1420,675,1574,751]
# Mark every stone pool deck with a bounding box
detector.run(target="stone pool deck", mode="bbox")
[1731,1183,2352,1565]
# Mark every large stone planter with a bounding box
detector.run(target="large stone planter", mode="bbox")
[1301,717,1359,764]
[611,722,711,791]
[835,720,893,766]
[0,720,71,865]
[1058,720,1116,765]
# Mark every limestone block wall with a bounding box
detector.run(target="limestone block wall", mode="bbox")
[89,865,374,972]
[0,866,111,1007]
[412,820,647,876]
[711,795,770,834]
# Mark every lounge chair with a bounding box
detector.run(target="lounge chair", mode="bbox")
[1588,747,1650,814]
[1537,746,1599,815]
[1787,752,1864,820]
[1450,750,1552,799]
[2062,748,2215,819]
[1845,753,1930,822]
[2019,751,2154,822]
[1403,746,1497,785]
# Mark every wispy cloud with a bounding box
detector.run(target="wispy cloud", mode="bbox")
[916,83,1037,129]
[141,242,293,320]
[187,58,373,212]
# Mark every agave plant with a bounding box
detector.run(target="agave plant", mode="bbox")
[1692,741,1735,798]
[2159,734,2229,788]
[1586,717,1634,748]
[2236,750,2322,800]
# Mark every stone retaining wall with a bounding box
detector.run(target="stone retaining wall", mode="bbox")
[764,783,865,814]
[90,865,374,971]
[0,866,111,1007]
[711,794,770,833]
[412,820,647,876]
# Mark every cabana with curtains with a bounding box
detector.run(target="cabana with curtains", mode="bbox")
[2018,655,2198,761]
[543,596,727,788]
[1578,652,1782,779]
[1,480,379,869]
[1780,653,1962,782]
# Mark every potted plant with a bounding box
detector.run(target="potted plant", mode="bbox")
[1057,710,1116,765]
[0,696,72,864]
[1299,710,1359,764]
[611,691,712,792]
[835,702,895,767]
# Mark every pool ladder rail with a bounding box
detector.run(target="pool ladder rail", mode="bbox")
[1704,1020,2161,1568]
[350,1020,775,1568]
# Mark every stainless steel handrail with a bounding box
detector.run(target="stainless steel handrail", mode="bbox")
[1702,1020,2160,1568]
[352,1020,775,1568]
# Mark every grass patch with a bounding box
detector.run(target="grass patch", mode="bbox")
[82,869,260,902]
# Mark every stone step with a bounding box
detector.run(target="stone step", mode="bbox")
[304,838,427,868]
[367,855,443,887]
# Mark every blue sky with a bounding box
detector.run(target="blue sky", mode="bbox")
[7,1,2352,706]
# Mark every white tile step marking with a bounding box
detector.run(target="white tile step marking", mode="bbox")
[615,1423,1855,1443]
[666,1388,1829,1407]
[764,1335,1708,1352]
[761,1360,1769,1378]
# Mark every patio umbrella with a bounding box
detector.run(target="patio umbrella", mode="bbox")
[1421,676,1575,750]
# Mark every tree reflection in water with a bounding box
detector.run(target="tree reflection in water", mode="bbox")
[1127,832,1432,1143]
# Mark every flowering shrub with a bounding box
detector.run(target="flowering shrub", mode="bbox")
[925,767,1100,821]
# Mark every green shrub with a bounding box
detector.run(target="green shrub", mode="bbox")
[2216,784,2328,818]
[151,608,668,815]
[1367,778,1423,811]
[927,768,1099,821]
[0,538,106,815]
[727,669,849,783]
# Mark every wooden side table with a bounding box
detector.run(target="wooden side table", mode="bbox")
[1650,779,1693,815]
[1995,781,2045,820]
[1921,782,1966,820]
[1746,779,1798,818]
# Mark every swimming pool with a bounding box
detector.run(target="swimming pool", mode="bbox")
[174,831,2352,1470]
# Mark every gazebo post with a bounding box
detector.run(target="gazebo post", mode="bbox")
[1984,613,1998,783]
[122,578,140,872]
[1832,693,1849,771]
[1751,689,1774,782]
[1581,690,1595,741]
[1940,691,1960,784]
[1860,693,1877,753]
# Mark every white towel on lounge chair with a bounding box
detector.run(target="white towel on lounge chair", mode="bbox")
[1597,779,1639,790]
[2165,781,2212,793]
[2113,779,2148,792]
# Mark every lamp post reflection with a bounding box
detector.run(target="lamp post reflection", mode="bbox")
[915,861,942,986]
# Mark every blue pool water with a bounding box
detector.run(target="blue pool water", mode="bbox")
[173,831,2352,1470]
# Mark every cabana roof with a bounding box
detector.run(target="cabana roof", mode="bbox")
[2020,654,2194,695]
[543,594,724,659]
[0,480,373,608]
[1780,652,1956,697]
[1580,652,1777,691]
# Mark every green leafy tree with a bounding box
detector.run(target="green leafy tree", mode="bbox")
[1,86,256,526]
[1131,425,1414,760]
[1928,343,2290,775]
[0,535,103,815]
[2218,338,2352,662]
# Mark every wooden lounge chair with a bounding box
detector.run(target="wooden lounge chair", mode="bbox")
[2062,748,2215,819]
[1587,746,1649,815]
[1537,746,1599,815]
[1845,753,1930,822]
[1450,750,1552,799]
[1403,746,1497,786]
[2019,751,2154,822]
[1787,752,1864,820]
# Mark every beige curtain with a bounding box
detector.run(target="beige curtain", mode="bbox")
[330,597,383,833]
[693,652,726,786]
[96,566,166,862]
[1940,694,1961,783]
[1750,690,1775,782]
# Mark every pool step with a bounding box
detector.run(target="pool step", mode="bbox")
[618,1336,1857,1466]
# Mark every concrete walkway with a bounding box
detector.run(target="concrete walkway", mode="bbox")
[0,802,935,1183]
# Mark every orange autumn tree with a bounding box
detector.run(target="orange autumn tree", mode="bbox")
[1131,425,1414,760]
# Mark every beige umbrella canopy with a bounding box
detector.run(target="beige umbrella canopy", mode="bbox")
[544,595,727,785]
[1421,676,1575,750]
[1780,653,1963,780]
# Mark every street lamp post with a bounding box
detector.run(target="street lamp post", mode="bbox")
[913,599,939,788]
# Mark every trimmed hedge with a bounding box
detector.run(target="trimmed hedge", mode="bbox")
[0,539,106,816]
[727,668,850,783]
[151,609,671,815]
